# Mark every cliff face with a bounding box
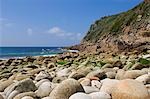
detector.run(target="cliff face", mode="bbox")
[74,1,150,54]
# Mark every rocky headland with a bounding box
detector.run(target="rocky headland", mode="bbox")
[0,0,150,99]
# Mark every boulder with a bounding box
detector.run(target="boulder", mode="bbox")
[35,71,50,81]
[124,70,146,79]
[36,82,53,98]
[106,72,116,79]
[131,63,145,70]
[91,80,102,89]
[77,67,94,76]
[83,86,99,94]
[135,74,150,84]
[21,96,34,99]
[100,78,119,94]
[13,92,36,99]
[15,79,37,93]
[52,76,67,83]
[69,93,91,99]
[101,64,113,69]
[42,97,52,99]
[112,79,149,99]
[0,79,13,92]
[115,69,125,80]
[79,78,91,86]
[35,79,50,88]
[89,92,111,99]
[86,70,107,80]
[49,79,84,99]
[69,72,85,80]
[0,94,4,99]
[7,90,20,99]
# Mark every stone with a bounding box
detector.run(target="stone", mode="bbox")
[52,76,67,83]
[79,78,91,86]
[106,72,116,79]
[112,79,149,99]
[100,78,119,94]
[91,80,102,89]
[101,64,113,69]
[68,72,85,80]
[13,92,36,99]
[42,97,52,99]
[112,60,123,68]
[0,94,4,99]
[35,71,50,81]
[77,67,94,76]
[115,69,125,80]
[7,90,20,99]
[69,93,92,99]
[89,92,111,99]
[86,70,107,80]
[0,79,13,92]
[15,79,37,93]
[4,82,19,98]
[131,63,145,70]
[47,63,55,69]
[49,79,84,99]
[21,96,34,99]
[135,74,150,84]
[56,68,71,77]
[124,70,146,79]
[35,79,50,88]
[83,86,99,94]
[36,82,53,98]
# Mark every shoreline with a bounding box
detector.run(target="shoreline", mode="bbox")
[0,51,149,99]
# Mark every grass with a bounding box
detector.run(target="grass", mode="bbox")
[57,60,68,65]
[138,58,150,65]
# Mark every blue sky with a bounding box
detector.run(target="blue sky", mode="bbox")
[0,0,142,47]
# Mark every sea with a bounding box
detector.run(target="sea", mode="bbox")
[0,47,65,59]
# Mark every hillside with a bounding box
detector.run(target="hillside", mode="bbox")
[71,0,150,54]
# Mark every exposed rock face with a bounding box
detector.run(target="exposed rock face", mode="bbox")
[70,1,150,54]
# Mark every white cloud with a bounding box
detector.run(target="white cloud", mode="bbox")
[47,27,83,40]
[27,28,33,36]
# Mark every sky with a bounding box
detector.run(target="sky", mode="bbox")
[0,0,143,47]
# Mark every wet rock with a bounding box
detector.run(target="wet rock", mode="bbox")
[112,79,149,99]
[49,79,84,99]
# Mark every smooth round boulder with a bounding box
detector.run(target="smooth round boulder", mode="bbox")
[36,82,53,98]
[112,79,149,99]
[115,69,125,80]
[69,72,85,80]
[21,96,34,99]
[123,70,146,79]
[100,79,119,94]
[89,92,111,99]
[35,79,50,88]
[69,93,91,99]
[14,92,36,99]
[106,72,116,79]
[135,74,150,84]
[49,79,84,99]
[0,79,13,92]
[15,79,37,93]
[7,90,20,99]
[79,78,91,86]
[86,70,107,80]
[91,80,102,89]
[35,71,50,81]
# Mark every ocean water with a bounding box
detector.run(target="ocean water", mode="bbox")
[0,47,64,59]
